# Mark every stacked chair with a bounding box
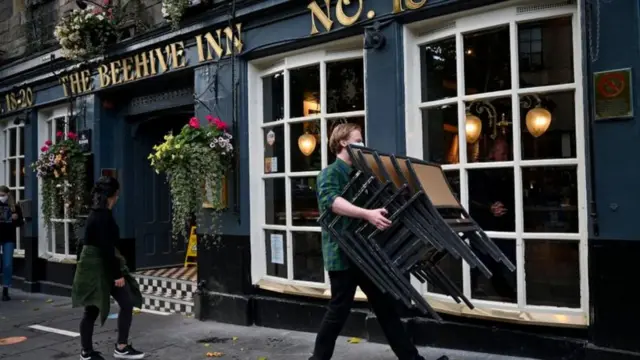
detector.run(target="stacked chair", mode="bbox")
[317,145,516,321]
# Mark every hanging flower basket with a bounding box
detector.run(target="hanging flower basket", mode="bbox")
[54,6,117,61]
[149,115,233,241]
[31,132,88,228]
[161,0,190,30]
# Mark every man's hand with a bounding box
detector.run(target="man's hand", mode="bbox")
[491,201,507,217]
[365,208,391,230]
[114,278,125,287]
[11,214,18,221]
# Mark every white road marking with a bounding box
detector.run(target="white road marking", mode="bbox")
[28,324,80,337]
[134,307,171,316]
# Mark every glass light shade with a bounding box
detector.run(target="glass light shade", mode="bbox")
[526,107,552,138]
[465,114,482,144]
[298,133,317,156]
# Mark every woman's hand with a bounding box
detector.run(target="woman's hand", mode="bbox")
[114,278,125,287]
[491,201,507,217]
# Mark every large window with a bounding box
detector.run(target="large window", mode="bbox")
[249,43,366,293]
[404,3,587,326]
[37,107,78,259]
[0,119,25,254]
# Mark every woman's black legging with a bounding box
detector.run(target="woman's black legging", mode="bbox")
[80,285,134,351]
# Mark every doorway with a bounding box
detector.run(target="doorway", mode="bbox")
[130,106,192,269]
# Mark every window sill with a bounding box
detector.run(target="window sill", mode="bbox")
[13,250,25,258]
[256,279,587,327]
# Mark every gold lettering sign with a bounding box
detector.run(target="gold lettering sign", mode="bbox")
[392,0,428,13]
[3,86,34,112]
[195,24,243,62]
[308,0,365,35]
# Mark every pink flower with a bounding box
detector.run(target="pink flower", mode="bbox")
[188,117,200,129]
[45,140,52,146]
[67,132,77,140]
[56,131,63,138]
[206,115,215,124]
[214,118,228,131]
[41,146,49,152]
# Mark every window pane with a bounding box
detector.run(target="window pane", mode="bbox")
[55,117,65,138]
[18,190,24,203]
[421,105,458,164]
[427,253,462,295]
[291,177,319,227]
[327,59,365,113]
[68,223,78,255]
[471,238,517,303]
[262,72,284,123]
[290,65,320,118]
[465,97,513,163]
[263,126,284,174]
[8,160,16,188]
[18,126,24,156]
[327,116,365,165]
[265,230,287,278]
[444,170,460,199]
[292,231,324,283]
[518,17,574,87]
[47,121,53,143]
[8,128,16,157]
[522,166,578,233]
[53,221,65,254]
[290,120,321,172]
[464,26,511,94]
[468,168,515,232]
[18,158,24,187]
[264,178,285,226]
[520,91,576,160]
[420,37,457,102]
[525,239,580,308]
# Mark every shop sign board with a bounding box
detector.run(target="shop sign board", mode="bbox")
[594,68,634,120]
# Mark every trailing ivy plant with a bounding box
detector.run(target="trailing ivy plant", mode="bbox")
[161,0,190,30]
[149,115,233,244]
[31,131,87,229]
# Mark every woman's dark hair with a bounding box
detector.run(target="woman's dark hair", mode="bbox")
[91,176,120,209]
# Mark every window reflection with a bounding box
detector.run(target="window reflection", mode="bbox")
[471,238,517,303]
[264,178,285,226]
[519,17,574,88]
[444,170,460,199]
[525,240,579,308]
[291,177,319,227]
[468,168,515,232]
[522,166,578,233]
[421,105,458,164]
[264,126,284,174]
[290,65,320,118]
[465,97,513,163]
[464,26,511,94]
[262,72,284,123]
[420,37,457,102]
[427,254,462,296]
[293,232,324,282]
[327,59,365,113]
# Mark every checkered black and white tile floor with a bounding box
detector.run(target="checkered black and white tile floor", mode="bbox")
[133,266,197,315]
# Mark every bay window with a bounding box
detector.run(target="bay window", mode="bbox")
[0,119,25,255]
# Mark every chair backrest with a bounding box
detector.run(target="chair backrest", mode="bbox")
[408,160,460,208]
[377,154,406,189]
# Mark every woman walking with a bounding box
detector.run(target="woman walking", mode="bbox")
[72,176,145,360]
[0,185,23,301]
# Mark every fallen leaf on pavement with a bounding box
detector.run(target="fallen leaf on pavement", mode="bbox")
[257,357,268,360]
[45,299,54,303]
[132,309,141,315]
[232,336,238,341]
[347,337,361,344]
[206,352,224,357]
[203,343,210,347]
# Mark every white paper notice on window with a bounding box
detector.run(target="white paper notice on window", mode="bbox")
[271,157,278,173]
[270,234,284,265]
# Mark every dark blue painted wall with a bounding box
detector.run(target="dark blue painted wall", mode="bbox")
[588,0,640,241]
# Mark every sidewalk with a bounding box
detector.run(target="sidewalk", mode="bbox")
[0,290,540,360]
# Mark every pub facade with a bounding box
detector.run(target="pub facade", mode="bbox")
[0,0,637,358]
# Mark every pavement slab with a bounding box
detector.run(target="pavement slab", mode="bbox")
[0,290,540,360]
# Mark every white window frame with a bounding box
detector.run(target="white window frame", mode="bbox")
[0,117,25,256]
[403,1,588,326]
[37,106,78,261]
[248,38,368,295]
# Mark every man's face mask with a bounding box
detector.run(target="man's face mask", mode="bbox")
[0,195,7,203]
[351,141,364,147]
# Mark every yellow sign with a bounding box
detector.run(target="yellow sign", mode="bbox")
[307,0,429,35]
[59,23,244,97]
[184,226,197,268]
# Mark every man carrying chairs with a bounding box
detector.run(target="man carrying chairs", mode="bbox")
[309,123,431,360]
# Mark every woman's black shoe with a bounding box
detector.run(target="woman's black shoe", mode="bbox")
[2,287,10,301]
[80,350,105,360]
